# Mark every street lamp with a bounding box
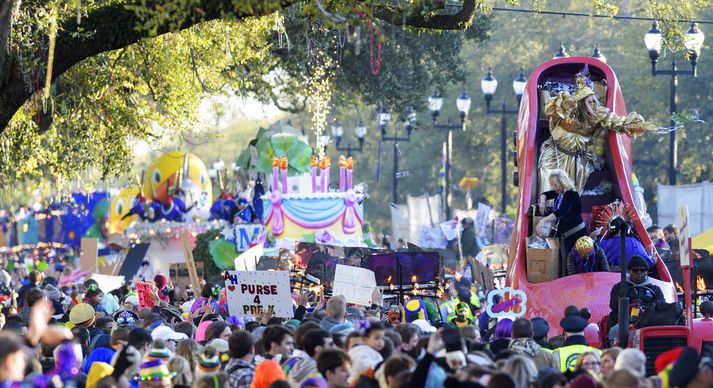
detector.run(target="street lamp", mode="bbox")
[377,104,412,204]
[429,89,471,219]
[644,20,704,185]
[481,68,526,213]
[331,119,368,156]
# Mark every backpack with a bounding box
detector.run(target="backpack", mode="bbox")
[637,301,684,328]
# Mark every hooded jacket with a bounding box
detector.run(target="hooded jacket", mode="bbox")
[608,275,665,327]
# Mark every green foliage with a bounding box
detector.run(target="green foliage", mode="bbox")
[208,238,239,270]
[192,229,224,283]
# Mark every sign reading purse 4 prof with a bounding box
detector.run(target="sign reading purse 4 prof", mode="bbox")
[224,270,293,318]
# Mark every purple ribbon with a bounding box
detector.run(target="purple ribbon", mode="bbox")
[343,190,358,234]
[270,190,284,235]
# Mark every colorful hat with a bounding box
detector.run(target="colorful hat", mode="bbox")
[69,303,96,327]
[144,347,172,362]
[252,360,286,388]
[195,349,221,375]
[575,236,594,254]
[403,299,428,323]
[86,362,114,388]
[113,310,139,326]
[134,359,176,382]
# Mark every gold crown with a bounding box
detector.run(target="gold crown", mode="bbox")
[573,65,594,101]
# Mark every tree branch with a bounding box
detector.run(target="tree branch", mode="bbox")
[0,0,297,133]
[372,0,478,30]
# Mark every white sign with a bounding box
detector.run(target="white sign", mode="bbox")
[224,270,293,318]
[679,207,691,267]
[333,264,377,306]
[485,287,527,318]
[90,273,125,294]
[234,244,263,271]
[235,224,265,252]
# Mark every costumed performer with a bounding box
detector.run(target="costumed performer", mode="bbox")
[538,65,656,193]
[537,169,587,273]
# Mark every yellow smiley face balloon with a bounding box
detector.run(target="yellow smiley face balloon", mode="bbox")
[109,186,141,234]
[143,151,212,211]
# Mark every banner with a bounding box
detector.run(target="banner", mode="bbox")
[90,274,124,294]
[136,282,156,308]
[235,224,265,252]
[224,270,292,318]
[333,264,377,306]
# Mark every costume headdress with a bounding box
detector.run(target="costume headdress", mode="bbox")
[573,64,595,101]
[575,236,594,254]
[595,200,639,234]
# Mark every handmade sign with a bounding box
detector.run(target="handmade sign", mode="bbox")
[235,244,263,271]
[224,270,292,317]
[333,264,377,306]
[235,224,265,252]
[136,282,157,308]
[485,287,527,318]
[90,274,124,294]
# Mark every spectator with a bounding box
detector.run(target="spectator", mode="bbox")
[167,356,193,388]
[489,318,513,356]
[574,351,602,378]
[317,349,351,388]
[260,325,295,363]
[284,328,333,386]
[508,318,555,370]
[321,296,349,332]
[226,330,256,388]
[614,348,646,378]
[501,356,538,388]
[600,347,621,380]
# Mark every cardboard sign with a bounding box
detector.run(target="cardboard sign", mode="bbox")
[679,207,691,267]
[136,282,156,308]
[235,224,265,252]
[486,287,527,318]
[224,270,292,318]
[80,237,98,273]
[235,244,263,271]
[333,264,377,306]
[90,274,124,294]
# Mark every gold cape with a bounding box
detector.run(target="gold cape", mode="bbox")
[538,91,656,193]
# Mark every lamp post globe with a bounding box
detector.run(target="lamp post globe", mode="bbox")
[481,69,497,109]
[456,91,471,123]
[512,70,527,100]
[428,91,444,121]
[355,121,367,148]
[644,20,663,63]
[684,22,705,53]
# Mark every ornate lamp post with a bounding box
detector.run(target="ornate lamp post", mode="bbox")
[331,120,368,157]
[378,104,413,204]
[645,21,704,185]
[481,68,527,213]
[428,90,471,219]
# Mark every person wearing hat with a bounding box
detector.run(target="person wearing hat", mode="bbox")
[531,317,552,351]
[552,315,601,372]
[668,347,713,388]
[134,359,175,388]
[460,217,479,259]
[607,254,665,344]
[151,325,188,353]
[566,236,609,276]
[69,302,97,329]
